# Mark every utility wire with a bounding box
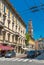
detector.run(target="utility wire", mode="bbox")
[37,0,44,37]
[19,0,40,15]
[19,0,43,15]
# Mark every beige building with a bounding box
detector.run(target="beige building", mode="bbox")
[0,0,26,53]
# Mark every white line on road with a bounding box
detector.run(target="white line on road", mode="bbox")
[29,60,33,62]
[23,59,29,62]
[17,59,24,61]
[12,58,20,61]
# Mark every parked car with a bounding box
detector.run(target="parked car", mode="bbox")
[0,52,2,57]
[5,50,16,58]
[35,50,41,56]
[0,51,5,57]
[26,50,36,58]
[39,50,44,53]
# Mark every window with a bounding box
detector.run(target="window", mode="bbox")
[12,35,14,42]
[21,39,22,43]
[16,25,17,30]
[8,33,10,42]
[12,22,14,30]
[8,11,10,18]
[19,25,20,31]
[19,38,20,43]
[3,13,6,24]
[3,5,6,23]
[4,5,6,13]
[3,32,6,41]
[8,19,10,28]
[0,29,2,35]
[12,15,14,30]
[21,28,22,33]
[0,12,1,17]
[23,30,24,34]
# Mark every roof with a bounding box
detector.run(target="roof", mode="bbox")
[3,0,26,27]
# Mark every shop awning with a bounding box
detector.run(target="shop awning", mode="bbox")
[0,45,14,51]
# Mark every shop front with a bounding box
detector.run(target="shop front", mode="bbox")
[0,44,14,57]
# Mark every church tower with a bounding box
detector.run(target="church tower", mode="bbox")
[28,20,33,37]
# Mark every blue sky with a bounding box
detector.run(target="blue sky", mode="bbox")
[10,0,44,40]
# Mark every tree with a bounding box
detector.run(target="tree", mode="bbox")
[25,33,31,46]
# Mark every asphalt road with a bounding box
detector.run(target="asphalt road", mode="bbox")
[0,57,44,65]
[0,53,44,65]
[0,61,44,65]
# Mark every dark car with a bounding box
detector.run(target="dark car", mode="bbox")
[0,52,2,57]
[5,50,16,58]
[39,50,44,53]
[35,50,41,56]
[26,50,36,58]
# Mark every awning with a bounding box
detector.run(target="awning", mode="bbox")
[0,45,14,51]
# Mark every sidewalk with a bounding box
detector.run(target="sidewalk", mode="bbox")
[16,53,27,58]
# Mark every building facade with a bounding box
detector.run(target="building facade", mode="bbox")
[28,37,35,50]
[35,38,44,50]
[0,0,26,53]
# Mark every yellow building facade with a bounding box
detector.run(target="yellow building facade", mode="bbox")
[0,0,26,53]
[28,37,35,50]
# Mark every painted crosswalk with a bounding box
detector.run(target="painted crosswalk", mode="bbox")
[0,58,32,62]
[0,58,44,63]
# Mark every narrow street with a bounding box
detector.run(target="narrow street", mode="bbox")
[0,57,44,65]
[0,53,44,65]
[0,0,44,65]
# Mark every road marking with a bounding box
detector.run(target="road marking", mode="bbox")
[17,59,24,61]
[23,59,29,62]
[12,58,20,61]
[0,58,44,63]
[5,58,15,61]
[29,60,32,62]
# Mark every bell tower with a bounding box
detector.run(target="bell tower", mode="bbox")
[28,20,33,37]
